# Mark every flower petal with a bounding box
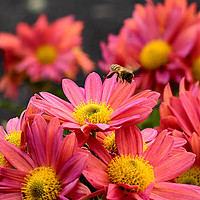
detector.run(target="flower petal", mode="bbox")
[58,153,88,185]
[62,79,86,106]
[116,126,143,156]
[0,140,35,172]
[85,72,102,102]
[152,182,200,200]
[154,152,195,182]
[87,135,112,165]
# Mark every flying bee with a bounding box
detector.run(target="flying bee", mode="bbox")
[104,64,138,84]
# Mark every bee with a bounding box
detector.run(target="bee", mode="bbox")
[104,64,137,84]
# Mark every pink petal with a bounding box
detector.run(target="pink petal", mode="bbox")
[67,182,91,200]
[163,83,173,104]
[85,72,102,102]
[32,99,76,123]
[101,75,116,103]
[179,93,200,134]
[59,178,79,198]
[26,116,47,167]
[190,132,200,166]
[170,97,194,135]
[87,135,112,165]
[155,70,170,85]
[58,153,88,184]
[0,140,35,172]
[0,167,27,186]
[6,117,20,133]
[152,182,200,200]
[172,25,198,57]
[46,118,63,167]
[0,126,6,139]
[107,80,136,110]
[141,128,157,142]
[106,184,129,200]
[0,192,22,199]
[55,132,78,173]
[115,126,143,156]
[144,130,174,166]
[62,79,86,106]
[82,167,110,190]
[0,33,20,49]
[40,92,74,111]
[154,152,195,182]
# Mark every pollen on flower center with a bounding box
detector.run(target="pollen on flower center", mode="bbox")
[107,154,155,191]
[21,166,61,200]
[5,130,22,148]
[36,45,57,65]
[139,39,172,70]
[176,166,200,186]
[72,100,113,126]
[103,132,118,153]
[191,57,200,82]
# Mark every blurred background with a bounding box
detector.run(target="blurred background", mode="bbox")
[0,0,199,123]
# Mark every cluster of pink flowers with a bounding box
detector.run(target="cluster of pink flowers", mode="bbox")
[0,0,200,199]
[0,72,200,199]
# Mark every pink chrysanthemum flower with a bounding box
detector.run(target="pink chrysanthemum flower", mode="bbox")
[0,115,89,199]
[31,72,159,145]
[82,126,199,199]
[159,77,200,186]
[99,0,199,93]
[0,14,94,83]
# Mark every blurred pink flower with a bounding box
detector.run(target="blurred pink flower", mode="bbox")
[82,126,199,199]
[0,115,89,199]
[0,14,94,84]
[99,0,200,93]
[31,72,159,146]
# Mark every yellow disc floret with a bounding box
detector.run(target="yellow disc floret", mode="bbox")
[36,45,57,65]
[21,166,61,200]
[191,57,200,82]
[140,39,172,70]
[0,153,6,166]
[107,154,155,191]
[5,130,22,147]
[103,132,118,153]
[177,166,200,186]
[72,100,113,126]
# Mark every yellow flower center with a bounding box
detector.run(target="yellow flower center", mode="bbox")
[139,39,172,70]
[107,154,155,191]
[21,167,61,200]
[72,100,113,126]
[103,132,147,153]
[191,57,200,82]
[0,130,22,166]
[177,166,200,186]
[103,132,118,153]
[5,130,22,147]
[0,153,6,166]
[36,45,57,65]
